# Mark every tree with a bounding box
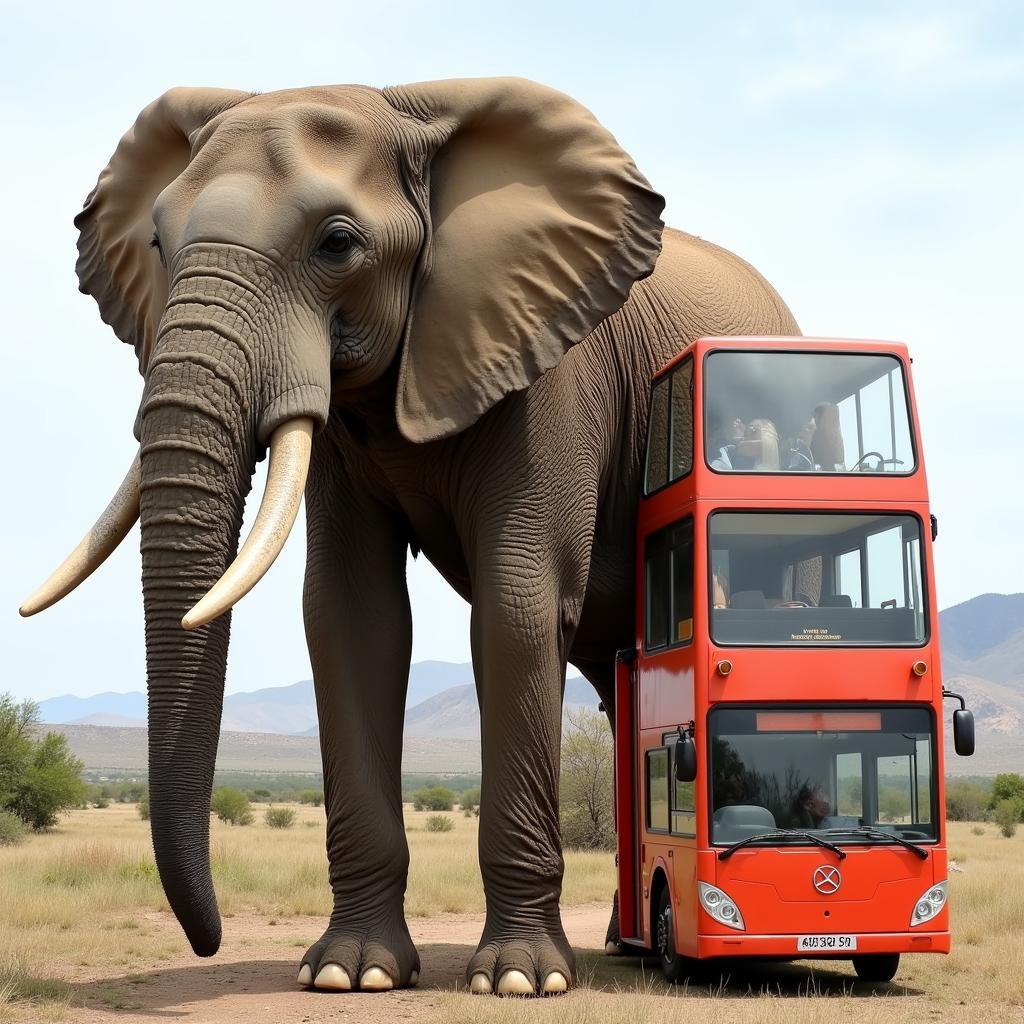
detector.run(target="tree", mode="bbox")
[0,697,85,830]
[946,780,990,822]
[211,787,254,826]
[138,791,150,821]
[559,708,615,851]
[412,786,456,811]
[299,789,324,806]
[990,774,1024,818]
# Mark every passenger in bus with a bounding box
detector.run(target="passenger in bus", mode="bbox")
[783,419,816,471]
[736,418,781,471]
[706,410,747,471]
[793,783,858,830]
[811,403,845,471]
[712,567,730,609]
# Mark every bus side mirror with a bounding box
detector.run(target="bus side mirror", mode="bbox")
[953,709,975,757]
[675,736,697,782]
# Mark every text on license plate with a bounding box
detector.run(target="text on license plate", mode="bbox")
[797,934,858,951]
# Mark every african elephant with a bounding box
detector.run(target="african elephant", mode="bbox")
[22,78,798,996]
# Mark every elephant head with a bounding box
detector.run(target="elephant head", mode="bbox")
[21,79,664,956]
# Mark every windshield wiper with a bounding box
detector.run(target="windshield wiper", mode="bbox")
[822,826,929,860]
[718,830,847,861]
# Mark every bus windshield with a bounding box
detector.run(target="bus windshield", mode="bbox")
[704,350,915,474]
[710,512,926,646]
[709,706,936,845]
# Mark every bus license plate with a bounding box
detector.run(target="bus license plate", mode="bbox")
[797,934,857,951]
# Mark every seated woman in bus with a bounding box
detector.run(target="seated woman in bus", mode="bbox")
[736,418,781,471]
[707,411,748,470]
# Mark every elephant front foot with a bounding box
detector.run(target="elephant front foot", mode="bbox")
[298,912,420,992]
[604,889,623,955]
[467,919,575,997]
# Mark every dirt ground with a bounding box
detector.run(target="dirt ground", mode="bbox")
[17,904,609,1024]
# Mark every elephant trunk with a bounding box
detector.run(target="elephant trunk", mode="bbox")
[139,298,258,956]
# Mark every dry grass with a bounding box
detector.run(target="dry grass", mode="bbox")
[0,807,1022,1022]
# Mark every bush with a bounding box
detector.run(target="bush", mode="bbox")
[299,789,324,806]
[972,824,986,836]
[946,780,990,822]
[424,814,454,833]
[264,806,297,829]
[994,799,1018,838]
[412,786,456,812]
[459,787,481,813]
[560,708,615,851]
[990,773,1024,809]
[93,796,110,809]
[211,787,254,826]
[0,808,27,846]
[138,792,150,821]
[0,696,85,830]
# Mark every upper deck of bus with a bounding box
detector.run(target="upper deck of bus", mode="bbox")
[642,336,927,520]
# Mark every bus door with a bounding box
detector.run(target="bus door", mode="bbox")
[614,649,642,945]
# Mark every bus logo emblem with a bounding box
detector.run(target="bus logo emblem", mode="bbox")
[813,866,842,894]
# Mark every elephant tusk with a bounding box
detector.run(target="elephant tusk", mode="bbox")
[19,451,142,617]
[181,417,313,631]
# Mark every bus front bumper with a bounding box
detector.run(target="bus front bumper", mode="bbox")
[697,930,950,958]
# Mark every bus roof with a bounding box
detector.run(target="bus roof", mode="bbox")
[653,336,911,383]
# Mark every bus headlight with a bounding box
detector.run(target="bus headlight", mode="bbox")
[699,882,745,931]
[910,881,947,927]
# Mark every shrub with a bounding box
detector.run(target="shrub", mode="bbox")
[972,825,986,836]
[265,807,297,830]
[990,773,1024,809]
[299,790,324,806]
[0,696,85,830]
[138,792,150,821]
[560,708,615,851]
[211,787,254,826]
[459,787,481,813]
[412,786,456,812]
[946,780,990,822]
[93,796,110,809]
[994,800,1018,838]
[0,808,27,846]
[424,814,454,833]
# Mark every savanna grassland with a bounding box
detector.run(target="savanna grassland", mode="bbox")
[0,805,1021,1023]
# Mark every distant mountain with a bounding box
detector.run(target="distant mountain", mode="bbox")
[39,661,478,736]
[940,593,1024,666]
[403,676,600,741]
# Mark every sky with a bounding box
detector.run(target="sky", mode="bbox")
[2,1,1022,700]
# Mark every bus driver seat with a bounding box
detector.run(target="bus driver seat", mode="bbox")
[713,804,777,840]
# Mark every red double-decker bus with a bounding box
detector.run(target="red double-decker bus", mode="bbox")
[613,336,975,983]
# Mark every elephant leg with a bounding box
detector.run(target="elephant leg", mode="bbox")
[297,438,419,992]
[465,549,589,997]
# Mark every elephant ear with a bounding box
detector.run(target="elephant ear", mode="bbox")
[382,77,665,443]
[74,87,250,372]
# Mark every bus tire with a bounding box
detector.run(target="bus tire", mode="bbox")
[852,953,900,982]
[655,885,689,984]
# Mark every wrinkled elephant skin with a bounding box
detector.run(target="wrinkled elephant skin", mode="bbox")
[23,78,798,995]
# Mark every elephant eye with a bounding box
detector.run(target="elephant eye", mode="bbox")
[317,228,355,261]
[149,232,166,267]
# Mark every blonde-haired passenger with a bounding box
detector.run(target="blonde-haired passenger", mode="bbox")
[737,419,781,471]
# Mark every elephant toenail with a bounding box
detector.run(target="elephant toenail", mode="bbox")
[409,970,419,986]
[542,971,568,994]
[314,963,352,990]
[469,972,493,994]
[604,940,621,955]
[359,967,393,991]
[497,969,534,996]
[297,963,313,986]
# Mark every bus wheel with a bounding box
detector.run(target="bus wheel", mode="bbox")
[655,886,688,984]
[852,953,900,982]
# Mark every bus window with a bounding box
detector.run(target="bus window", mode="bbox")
[670,360,694,479]
[645,517,694,650]
[710,512,927,646]
[709,706,935,844]
[644,358,694,494]
[704,351,916,474]
[647,748,670,832]
[644,377,670,493]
